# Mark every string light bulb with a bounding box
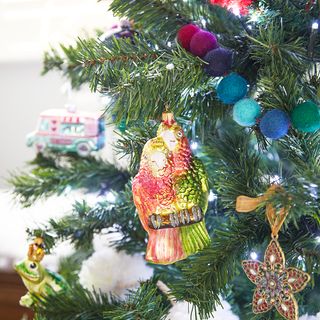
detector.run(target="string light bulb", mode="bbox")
[250,252,258,260]
[208,190,217,202]
[312,21,319,30]
[190,141,199,150]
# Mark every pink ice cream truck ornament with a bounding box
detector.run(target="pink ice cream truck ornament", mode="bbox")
[26,108,105,157]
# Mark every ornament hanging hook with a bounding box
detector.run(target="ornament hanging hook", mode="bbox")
[162,103,175,125]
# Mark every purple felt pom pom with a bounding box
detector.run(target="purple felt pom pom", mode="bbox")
[204,47,233,77]
[189,30,219,57]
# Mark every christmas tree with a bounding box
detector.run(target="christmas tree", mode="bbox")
[10,1,320,319]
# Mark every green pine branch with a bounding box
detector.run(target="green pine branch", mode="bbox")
[15,0,320,318]
[170,213,320,318]
[9,153,129,207]
[42,41,94,89]
[110,0,244,39]
[34,280,170,320]
[115,121,158,174]
[28,181,146,253]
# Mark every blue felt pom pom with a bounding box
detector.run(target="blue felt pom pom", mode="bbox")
[259,109,290,139]
[233,98,262,126]
[217,73,248,104]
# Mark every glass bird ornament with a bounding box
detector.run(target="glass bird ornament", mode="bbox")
[132,112,211,264]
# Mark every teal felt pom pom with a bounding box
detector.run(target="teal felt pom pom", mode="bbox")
[217,73,248,104]
[233,98,261,126]
[291,101,320,132]
[118,119,127,133]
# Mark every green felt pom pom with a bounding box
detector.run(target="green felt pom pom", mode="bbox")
[291,101,320,132]
[233,98,262,126]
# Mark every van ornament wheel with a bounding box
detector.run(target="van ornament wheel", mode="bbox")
[35,142,46,153]
[76,142,91,157]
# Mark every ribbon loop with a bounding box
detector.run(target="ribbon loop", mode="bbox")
[236,185,289,237]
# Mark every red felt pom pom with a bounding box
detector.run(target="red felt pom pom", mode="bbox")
[189,30,219,58]
[177,24,201,51]
[210,0,253,15]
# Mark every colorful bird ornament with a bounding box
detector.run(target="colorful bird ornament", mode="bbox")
[132,112,211,264]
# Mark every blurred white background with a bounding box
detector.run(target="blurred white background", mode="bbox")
[0,0,117,187]
[0,0,118,267]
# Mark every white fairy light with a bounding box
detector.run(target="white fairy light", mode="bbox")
[63,185,72,194]
[249,10,261,23]
[190,141,198,150]
[208,190,217,202]
[250,252,258,260]
[166,63,174,70]
[316,236,320,243]
[312,21,319,30]
[267,153,275,160]
[270,175,281,184]
[298,256,303,261]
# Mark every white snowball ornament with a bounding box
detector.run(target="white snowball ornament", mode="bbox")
[79,234,153,298]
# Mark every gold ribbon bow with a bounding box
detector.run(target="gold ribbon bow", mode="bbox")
[236,185,289,237]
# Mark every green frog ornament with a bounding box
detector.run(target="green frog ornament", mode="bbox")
[14,237,68,307]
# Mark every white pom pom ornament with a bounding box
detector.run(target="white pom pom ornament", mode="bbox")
[166,299,239,320]
[79,234,153,298]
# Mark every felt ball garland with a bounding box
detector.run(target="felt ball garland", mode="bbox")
[215,72,320,139]
[177,24,233,76]
[291,101,320,132]
[217,73,248,104]
[177,24,201,51]
[176,24,320,139]
[189,30,219,57]
[233,98,261,126]
[204,47,233,77]
[259,110,291,139]
[214,72,320,139]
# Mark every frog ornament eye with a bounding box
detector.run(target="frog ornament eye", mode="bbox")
[29,262,37,269]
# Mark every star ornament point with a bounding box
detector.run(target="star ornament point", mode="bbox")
[242,239,310,320]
